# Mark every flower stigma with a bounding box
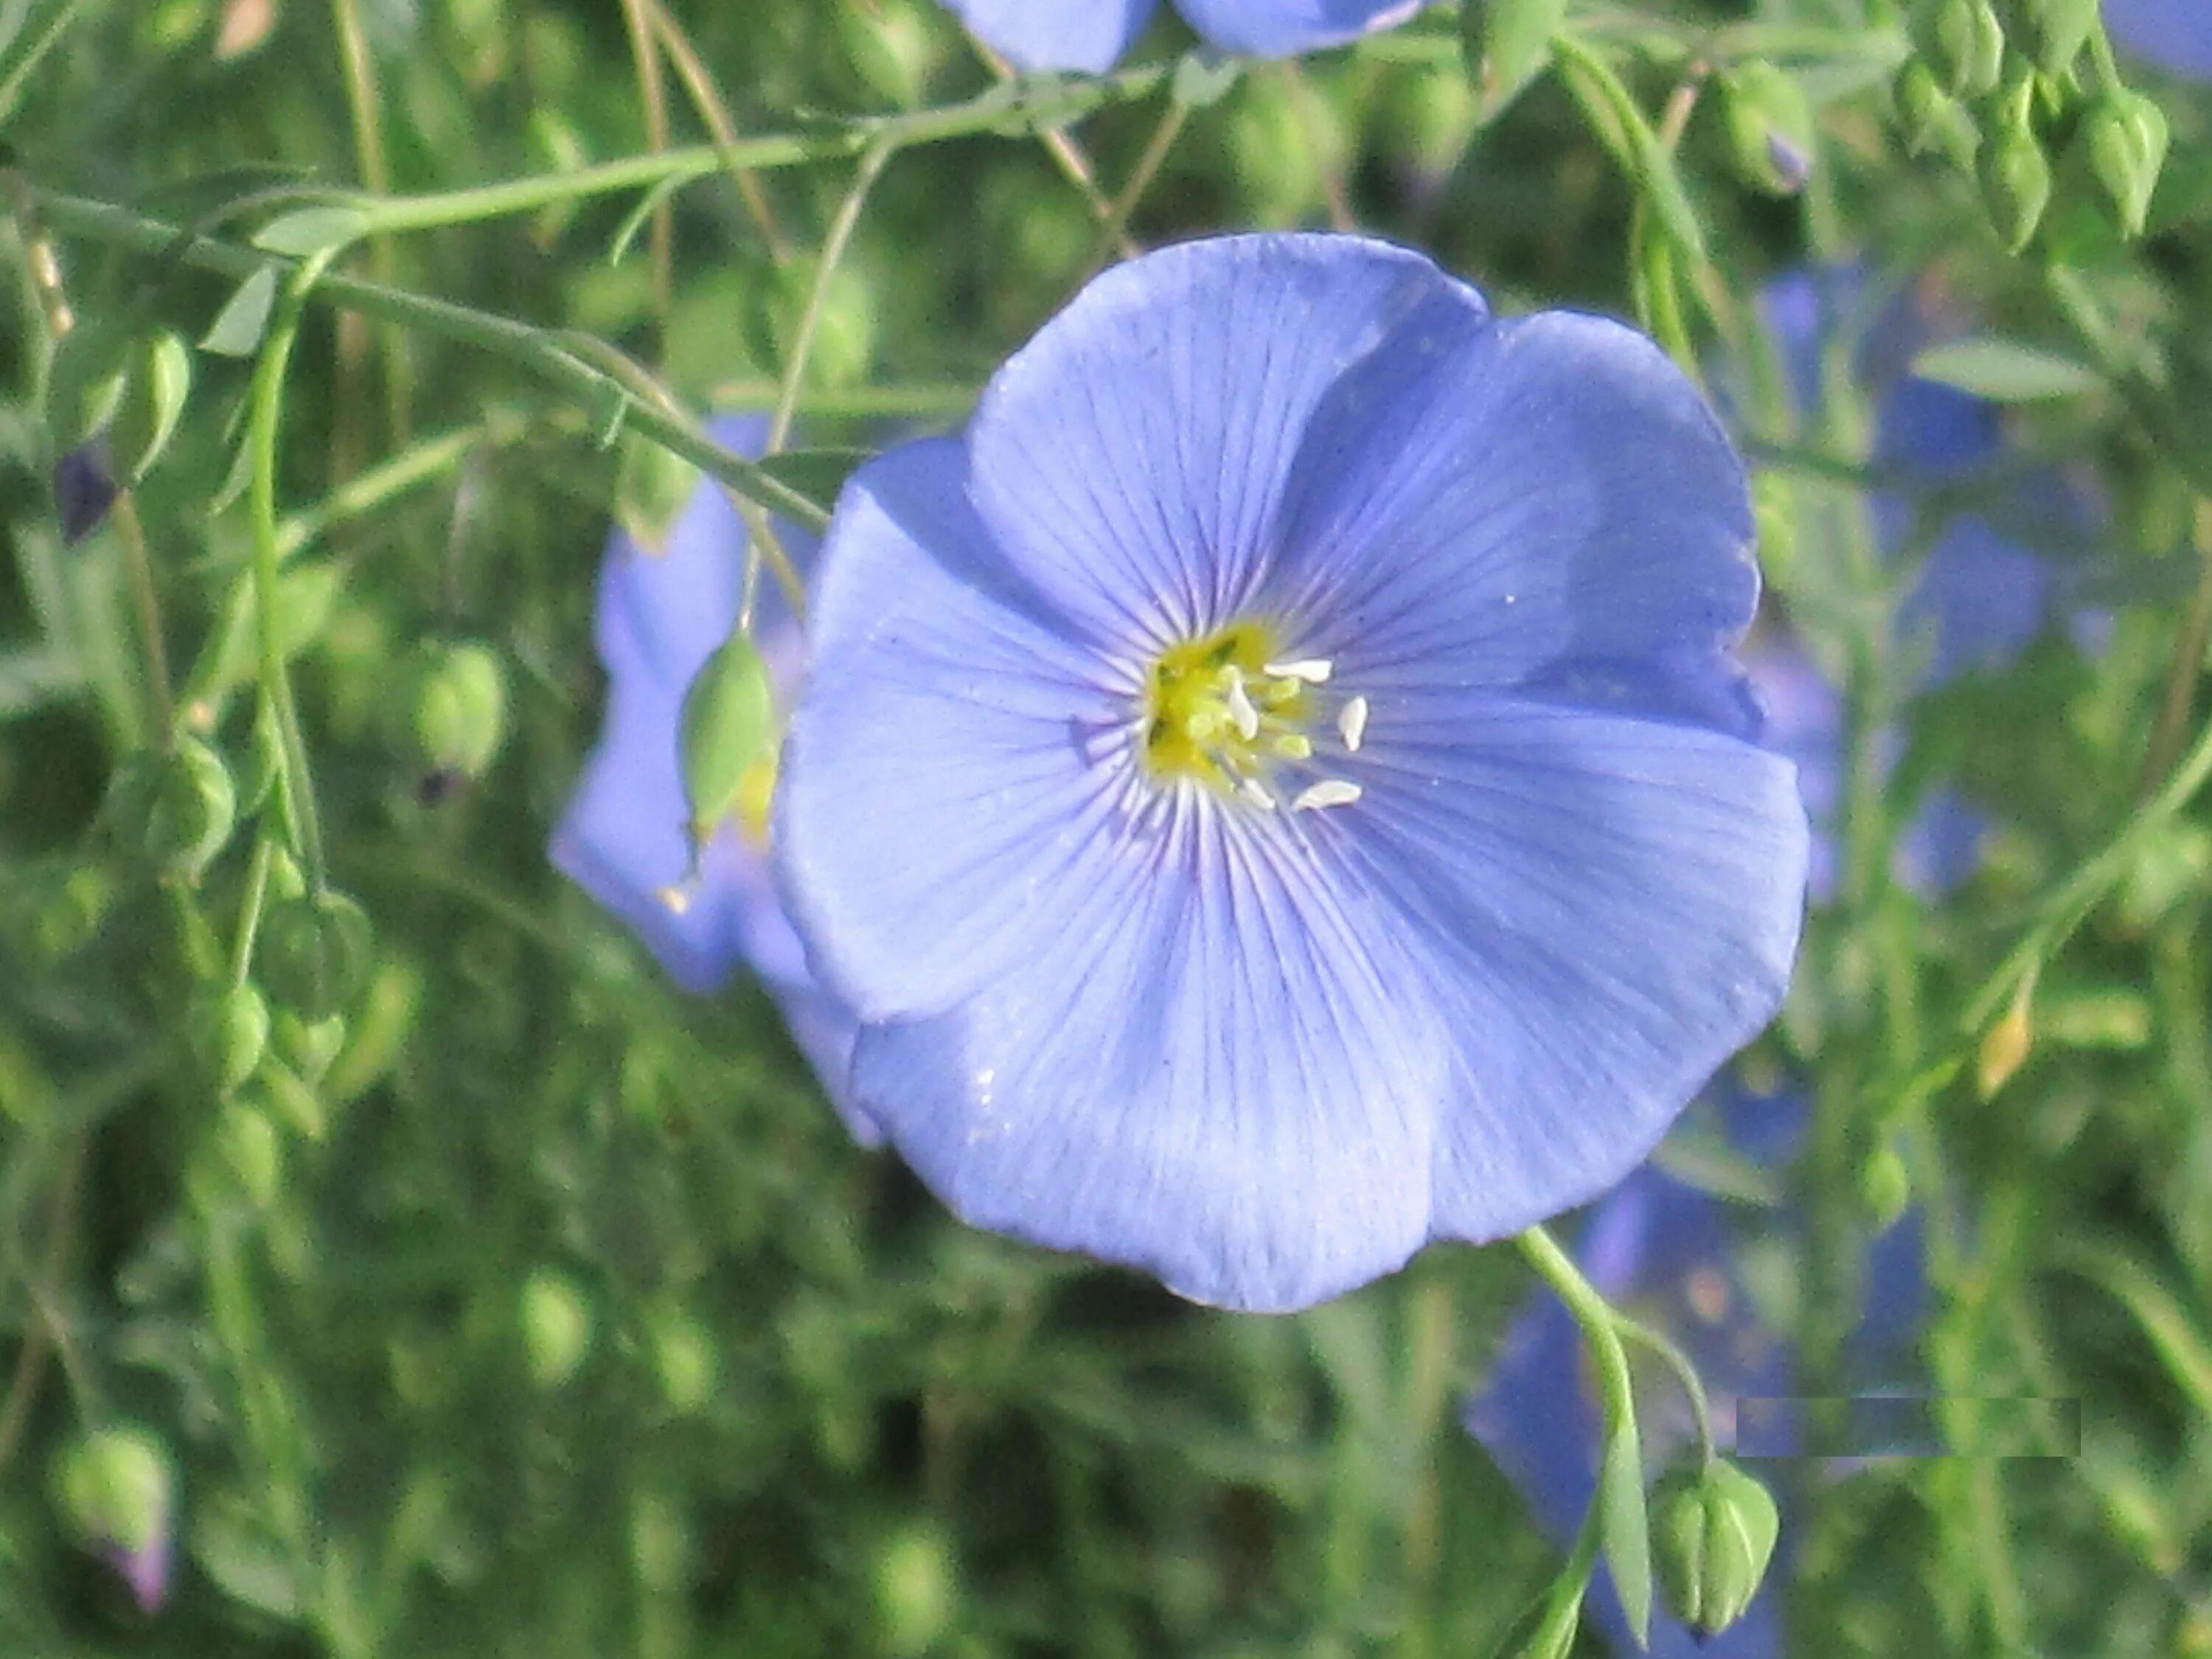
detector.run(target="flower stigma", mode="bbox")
[1139,621,1360,811]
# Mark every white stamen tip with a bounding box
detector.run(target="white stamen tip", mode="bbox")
[1263,658,1333,684]
[1237,778,1279,812]
[1292,779,1363,813]
[1224,673,1262,741]
[655,883,694,917]
[1337,696,1369,754]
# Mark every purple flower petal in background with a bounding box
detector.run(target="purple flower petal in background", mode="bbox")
[54,438,117,546]
[937,0,1422,72]
[2104,0,2212,78]
[777,234,1807,1312]
[551,415,871,1139]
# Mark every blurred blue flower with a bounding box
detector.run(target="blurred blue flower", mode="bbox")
[938,0,1424,72]
[1749,270,2098,897]
[1465,1083,1927,1656]
[54,439,117,546]
[551,415,868,1137]
[776,232,1808,1312]
[2105,0,2212,77]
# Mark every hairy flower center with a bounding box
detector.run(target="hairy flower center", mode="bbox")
[1139,622,1365,813]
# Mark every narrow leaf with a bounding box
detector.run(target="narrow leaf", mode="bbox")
[200,265,280,358]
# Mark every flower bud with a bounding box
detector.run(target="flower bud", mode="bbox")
[42,319,131,452]
[53,441,117,545]
[650,1310,718,1414]
[2025,0,2099,74]
[273,1009,347,1088]
[52,1426,175,1611]
[411,641,509,781]
[1980,118,2051,253]
[2086,90,2169,240]
[1650,1460,1780,1637]
[1722,63,1816,195]
[873,1520,957,1657]
[613,433,702,557]
[187,981,270,1096]
[1859,1143,1911,1232]
[1934,0,2006,97]
[106,737,237,884]
[520,1269,593,1389]
[257,889,373,1020]
[1978,982,2034,1096]
[680,635,776,847]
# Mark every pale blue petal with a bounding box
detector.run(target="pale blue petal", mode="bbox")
[965,233,1486,654]
[1266,311,1761,737]
[775,439,1138,1024]
[1173,0,1422,58]
[2106,0,2212,76]
[939,0,1156,72]
[1329,701,1805,1242]
[847,802,1452,1312]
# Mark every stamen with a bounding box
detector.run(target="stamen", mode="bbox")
[1337,695,1368,754]
[1273,734,1313,761]
[655,883,694,916]
[1222,671,1262,741]
[1291,779,1362,813]
[1264,658,1333,684]
[1237,778,1279,812]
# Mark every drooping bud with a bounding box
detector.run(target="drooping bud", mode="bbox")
[1649,1460,1781,1638]
[1933,0,2006,97]
[411,641,509,782]
[53,441,117,545]
[520,1269,594,1389]
[2025,0,2099,74]
[1722,63,1816,195]
[679,634,776,849]
[106,737,237,885]
[1979,116,2051,253]
[2086,89,2170,239]
[257,889,373,1021]
[52,1426,175,1611]
[187,981,270,1096]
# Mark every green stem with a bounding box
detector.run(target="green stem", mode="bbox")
[29,188,831,532]
[0,0,96,124]
[248,262,333,887]
[1517,1225,1637,1440]
[768,141,890,455]
[231,835,276,987]
[1612,1311,1716,1467]
[1076,96,1189,282]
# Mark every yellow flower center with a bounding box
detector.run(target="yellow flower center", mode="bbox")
[1140,622,1363,815]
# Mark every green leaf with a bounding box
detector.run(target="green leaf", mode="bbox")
[42,316,133,449]
[200,264,281,358]
[1169,49,1240,110]
[1552,37,1705,262]
[1596,1414,1653,1644]
[111,329,193,484]
[754,447,870,517]
[1910,338,2102,402]
[250,204,369,257]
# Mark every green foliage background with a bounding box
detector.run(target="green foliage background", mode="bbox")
[2,0,2211,1654]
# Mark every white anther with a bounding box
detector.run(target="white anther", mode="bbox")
[1223,672,1262,741]
[1263,658,1333,684]
[1237,778,1279,812]
[655,883,694,917]
[1291,779,1363,813]
[1337,695,1368,754]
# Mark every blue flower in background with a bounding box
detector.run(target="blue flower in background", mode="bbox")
[2104,0,2212,77]
[938,0,1424,74]
[1466,1083,1927,1657]
[776,233,1808,1313]
[551,416,869,1138]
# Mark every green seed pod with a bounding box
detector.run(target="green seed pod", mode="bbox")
[679,635,776,846]
[1858,1143,1911,1232]
[411,641,509,781]
[42,318,133,451]
[1467,0,1568,116]
[2086,89,2170,239]
[1722,63,1816,196]
[613,433,701,557]
[188,981,270,1096]
[650,1310,718,1414]
[520,1269,594,1389]
[2026,0,2099,74]
[257,889,373,1021]
[108,329,193,486]
[272,1009,347,1088]
[219,1100,283,1209]
[872,1521,957,1658]
[52,1426,173,1557]
[1650,1461,1781,1637]
[106,737,237,884]
[1980,117,2051,252]
[1935,0,2006,96]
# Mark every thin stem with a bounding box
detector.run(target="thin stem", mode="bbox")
[647,0,791,260]
[276,414,513,560]
[1517,1225,1639,1441]
[970,38,1137,257]
[1276,62,1354,230]
[0,0,95,124]
[2136,498,2212,798]
[617,0,675,347]
[231,835,276,987]
[248,262,334,887]
[30,189,831,531]
[767,142,890,454]
[330,0,413,446]
[1076,97,1189,283]
[1612,1312,1717,1467]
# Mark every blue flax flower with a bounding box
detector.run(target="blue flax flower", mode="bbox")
[1466,1084,1926,1657]
[776,233,1809,1312]
[552,416,866,1134]
[2105,0,2212,77]
[939,0,1425,73]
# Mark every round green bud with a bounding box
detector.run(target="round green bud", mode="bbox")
[257,889,372,1021]
[218,1101,282,1210]
[873,1520,957,1657]
[1859,1143,1911,1232]
[1980,119,2051,253]
[52,1425,173,1556]
[2027,0,2099,74]
[1722,63,1816,195]
[411,641,509,782]
[680,635,776,846]
[1893,61,1954,156]
[1935,0,2006,96]
[107,737,237,884]
[650,1310,718,1414]
[2086,90,2170,240]
[188,981,270,1096]
[1650,1460,1781,1637]
[519,1269,593,1389]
